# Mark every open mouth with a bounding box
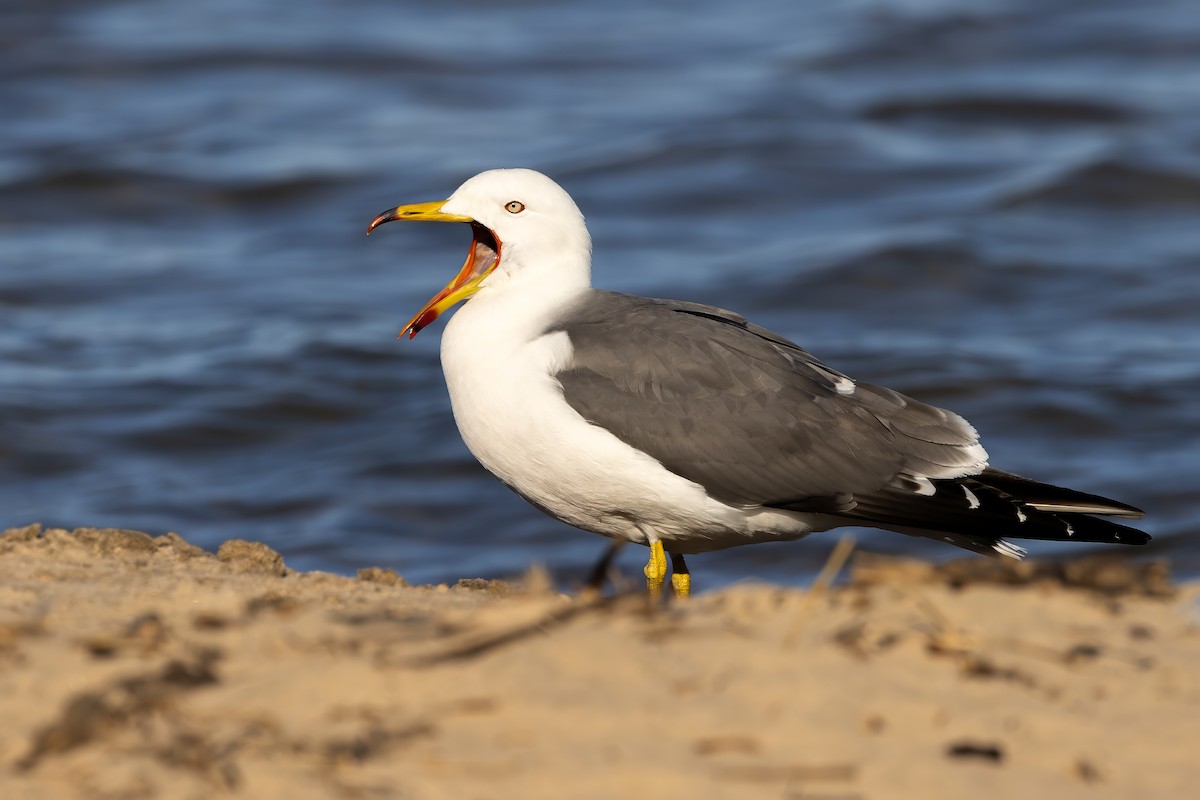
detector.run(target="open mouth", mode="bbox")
[466,224,500,283]
[399,222,501,339]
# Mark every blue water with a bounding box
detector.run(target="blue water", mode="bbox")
[3,0,1198,586]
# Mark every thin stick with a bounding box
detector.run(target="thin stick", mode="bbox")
[784,534,856,647]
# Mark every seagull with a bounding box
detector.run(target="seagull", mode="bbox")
[367,168,1148,598]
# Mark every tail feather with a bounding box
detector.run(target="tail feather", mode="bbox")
[799,467,1150,557]
[976,468,1145,519]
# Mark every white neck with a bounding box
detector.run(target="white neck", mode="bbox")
[482,219,593,300]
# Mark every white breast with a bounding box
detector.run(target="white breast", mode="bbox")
[437,286,822,553]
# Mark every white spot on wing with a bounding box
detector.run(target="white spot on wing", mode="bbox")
[962,485,980,509]
[911,476,935,496]
[805,360,857,396]
[1065,522,1075,537]
[993,540,1027,560]
[1015,507,1027,523]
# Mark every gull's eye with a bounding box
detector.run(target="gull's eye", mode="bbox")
[505,200,525,214]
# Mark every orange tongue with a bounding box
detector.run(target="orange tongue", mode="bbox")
[401,230,499,339]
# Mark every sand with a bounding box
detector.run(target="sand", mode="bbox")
[1,523,1197,799]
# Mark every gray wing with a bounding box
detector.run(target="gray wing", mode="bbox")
[549,291,988,509]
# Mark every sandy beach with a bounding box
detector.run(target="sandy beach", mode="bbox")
[1,523,1197,799]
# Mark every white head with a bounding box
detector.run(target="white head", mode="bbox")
[367,169,593,338]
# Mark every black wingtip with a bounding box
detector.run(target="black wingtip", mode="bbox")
[978,468,1145,519]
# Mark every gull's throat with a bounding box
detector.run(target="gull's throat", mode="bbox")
[402,223,502,339]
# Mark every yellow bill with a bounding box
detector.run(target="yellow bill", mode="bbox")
[366,200,501,339]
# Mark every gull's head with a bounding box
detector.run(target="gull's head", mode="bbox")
[367,168,592,339]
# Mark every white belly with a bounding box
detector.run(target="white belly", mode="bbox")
[437,289,821,553]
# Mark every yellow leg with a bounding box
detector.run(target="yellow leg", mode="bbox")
[670,552,691,599]
[643,540,667,599]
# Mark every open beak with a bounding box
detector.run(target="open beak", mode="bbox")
[366,200,501,339]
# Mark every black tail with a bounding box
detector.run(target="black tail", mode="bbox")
[974,468,1144,520]
[820,467,1148,557]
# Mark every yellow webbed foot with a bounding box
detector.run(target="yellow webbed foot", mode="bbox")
[670,552,691,599]
[643,539,667,599]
